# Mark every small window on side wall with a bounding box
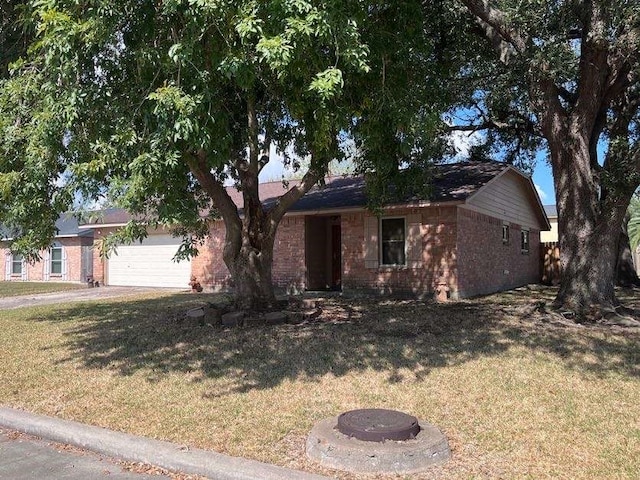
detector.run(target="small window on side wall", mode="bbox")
[380,217,406,266]
[502,224,510,245]
[50,244,63,274]
[521,229,530,253]
[11,254,23,275]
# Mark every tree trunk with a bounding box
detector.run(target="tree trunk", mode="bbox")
[226,239,277,311]
[549,131,624,315]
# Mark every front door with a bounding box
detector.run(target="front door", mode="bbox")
[331,223,342,290]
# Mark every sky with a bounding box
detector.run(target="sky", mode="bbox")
[532,160,555,206]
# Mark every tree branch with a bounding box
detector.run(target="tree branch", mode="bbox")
[460,0,527,64]
[267,169,321,230]
[184,150,240,232]
[574,2,611,134]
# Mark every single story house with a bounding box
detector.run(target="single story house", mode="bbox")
[1,214,94,282]
[84,161,550,299]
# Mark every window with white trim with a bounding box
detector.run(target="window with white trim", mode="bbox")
[521,229,530,253]
[502,223,510,245]
[11,254,23,275]
[50,244,63,274]
[380,217,406,266]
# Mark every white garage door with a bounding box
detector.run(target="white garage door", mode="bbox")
[108,234,191,288]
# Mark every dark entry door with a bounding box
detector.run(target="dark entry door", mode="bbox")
[331,224,342,290]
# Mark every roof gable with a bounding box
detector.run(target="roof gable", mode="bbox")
[465,167,551,230]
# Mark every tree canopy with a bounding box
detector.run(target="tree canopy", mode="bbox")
[454,0,640,314]
[0,0,462,308]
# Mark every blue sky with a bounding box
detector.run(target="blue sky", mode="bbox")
[532,160,555,206]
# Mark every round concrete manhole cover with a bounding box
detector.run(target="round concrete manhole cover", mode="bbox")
[337,408,420,442]
[306,410,451,474]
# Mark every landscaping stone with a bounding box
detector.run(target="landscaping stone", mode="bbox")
[185,307,206,327]
[263,311,289,325]
[186,307,205,318]
[221,311,245,327]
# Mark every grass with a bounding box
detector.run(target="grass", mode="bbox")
[0,287,638,479]
[0,281,83,298]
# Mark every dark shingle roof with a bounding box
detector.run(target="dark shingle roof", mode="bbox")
[55,213,93,236]
[1,213,92,240]
[83,161,516,224]
[253,161,509,211]
[80,208,138,226]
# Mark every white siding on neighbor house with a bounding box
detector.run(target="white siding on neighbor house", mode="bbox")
[541,217,559,242]
[107,234,191,288]
[464,169,543,228]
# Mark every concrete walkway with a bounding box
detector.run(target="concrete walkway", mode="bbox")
[0,428,171,479]
[0,286,184,310]
[0,408,332,480]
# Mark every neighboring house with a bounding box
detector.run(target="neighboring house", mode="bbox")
[0,214,94,282]
[85,161,550,299]
[541,205,558,242]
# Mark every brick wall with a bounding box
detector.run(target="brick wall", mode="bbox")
[1,236,92,283]
[456,208,540,297]
[193,216,307,293]
[191,205,540,299]
[342,206,459,298]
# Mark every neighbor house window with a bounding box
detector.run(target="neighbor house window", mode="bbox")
[11,254,23,275]
[502,224,510,244]
[50,244,63,274]
[380,217,406,266]
[521,229,530,253]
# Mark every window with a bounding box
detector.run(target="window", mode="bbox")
[502,224,510,244]
[50,244,63,274]
[11,254,23,275]
[521,229,530,253]
[380,217,406,266]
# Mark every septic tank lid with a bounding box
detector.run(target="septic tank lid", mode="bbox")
[336,408,420,442]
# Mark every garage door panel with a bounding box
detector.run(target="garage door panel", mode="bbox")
[108,235,191,288]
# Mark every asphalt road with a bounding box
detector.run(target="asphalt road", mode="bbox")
[0,286,184,310]
[0,428,171,480]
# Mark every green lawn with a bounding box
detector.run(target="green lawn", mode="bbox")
[0,281,83,298]
[0,287,638,479]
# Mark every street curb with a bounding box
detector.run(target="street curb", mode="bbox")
[0,407,333,480]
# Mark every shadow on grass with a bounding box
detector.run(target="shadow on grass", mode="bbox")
[35,290,640,396]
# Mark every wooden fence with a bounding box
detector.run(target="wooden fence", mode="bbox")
[540,242,561,285]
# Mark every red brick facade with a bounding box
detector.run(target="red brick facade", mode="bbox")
[341,207,459,297]
[195,204,541,299]
[456,208,540,297]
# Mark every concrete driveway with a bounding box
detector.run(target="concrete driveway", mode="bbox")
[0,286,185,310]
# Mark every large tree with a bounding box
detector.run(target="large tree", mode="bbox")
[454,0,640,316]
[0,1,459,310]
